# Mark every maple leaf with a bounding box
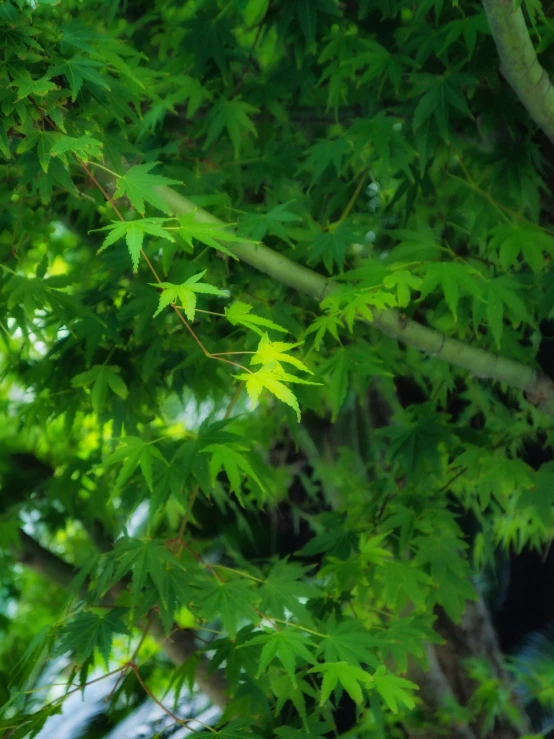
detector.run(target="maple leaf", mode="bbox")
[304,313,343,351]
[235,365,319,421]
[100,436,167,491]
[50,134,103,161]
[300,138,351,186]
[321,618,380,669]
[354,41,409,90]
[309,661,373,705]
[99,538,194,628]
[151,270,229,320]
[94,217,174,271]
[490,222,551,274]
[412,71,475,141]
[250,333,312,374]
[247,628,316,682]
[238,202,301,245]
[259,560,320,622]
[71,364,128,411]
[483,276,534,349]
[114,162,181,215]
[12,72,57,101]
[437,14,489,58]
[309,220,363,272]
[194,579,259,638]
[50,56,111,100]
[178,212,252,257]
[412,533,475,621]
[383,615,441,672]
[386,412,449,481]
[372,666,418,713]
[270,673,312,730]
[56,610,129,667]
[205,96,259,159]
[359,533,393,565]
[225,301,287,336]
[420,262,479,321]
[383,270,422,309]
[201,442,266,501]
[380,560,433,610]
[298,513,358,559]
[519,461,554,519]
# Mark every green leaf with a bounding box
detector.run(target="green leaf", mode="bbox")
[420,262,478,321]
[485,276,534,348]
[114,163,181,215]
[372,666,418,713]
[50,134,103,161]
[309,661,373,705]
[205,96,259,159]
[151,271,229,320]
[50,56,111,100]
[235,365,318,421]
[194,579,259,638]
[12,72,57,101]
[259,560,320,622]
[101,436,167,491]
[300,137,351,185]
[94,218,174,271]
[310,220,363,272]
[250,333,312,374]
[225,301,287,336]
[518,461,554,520]
[177,212,252,257]
[304,313,343,351]
[238,202,301,245]
[383,270,422,309]
[386,412,449,481]
[247,628,316,682]
[57,610,129,667]
[71,365,128,411]
[322,618,380,669]
[202,442,266,500]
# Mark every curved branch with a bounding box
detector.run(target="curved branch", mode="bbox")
[482,0,554,141]
[156,185,554,418]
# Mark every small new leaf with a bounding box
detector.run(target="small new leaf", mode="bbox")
[152,271,229,320]
[251,333,312,374]
[235,365,320,421]
[225,301,287,336]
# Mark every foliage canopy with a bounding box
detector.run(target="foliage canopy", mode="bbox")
[2,0,554,737]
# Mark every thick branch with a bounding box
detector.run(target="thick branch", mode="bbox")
[12,530,228,708]
[156,185,554,417]
[483,0,554,142]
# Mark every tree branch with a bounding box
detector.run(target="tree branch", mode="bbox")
[156,185,554,418]
[482,0,554,142]
[12,530,229,708]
